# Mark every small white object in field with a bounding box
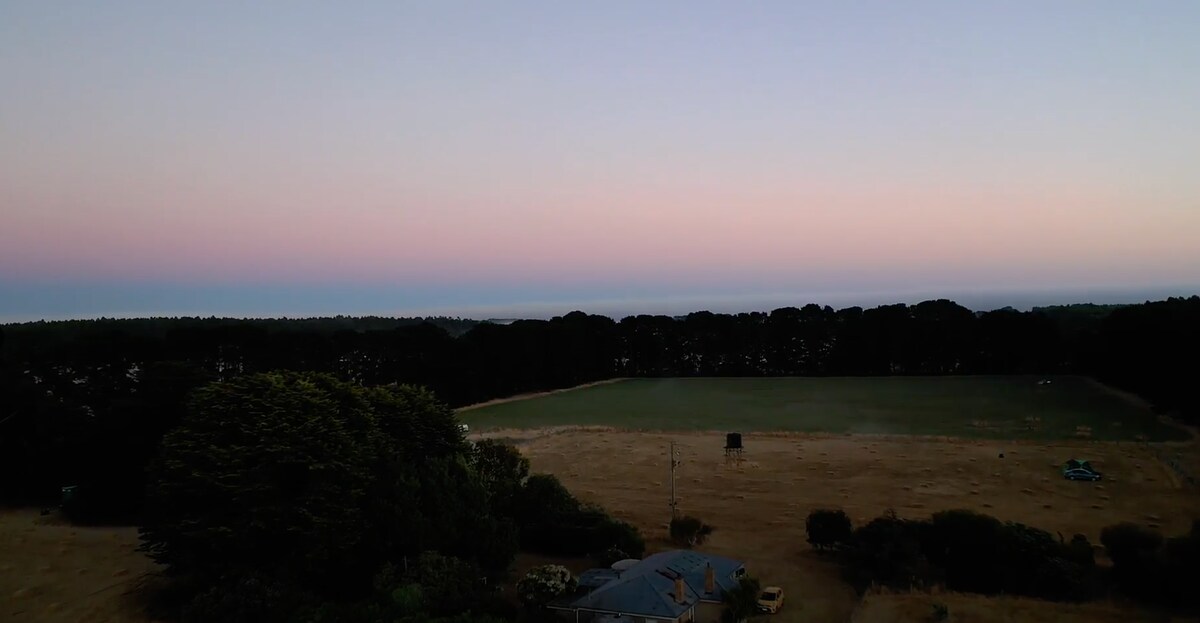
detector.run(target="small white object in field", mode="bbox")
[459,424,469,433]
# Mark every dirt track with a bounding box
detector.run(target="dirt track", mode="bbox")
[514,429,1200,623]
[457,379,629,412]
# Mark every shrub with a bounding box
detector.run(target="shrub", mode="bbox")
[1102,521,1200,612]
[516,475,645,558]
[805,509,852,551]
[995,521,1059,596]
[1065,534,1096,567]
[387,584,425,617]
[469,440,530,517]
[670,515,715,547]
[1159,530,1200,612]
[404,552,484,616]
[924,510,1005,592]
[515,474,579,521]
[721,576,761,623]
[1100,523,1163,567]
[837,508,1099,601]
[591,509,647,558]
[594,546,632,568]
[475,594,520,620]
[842,511,934,591]
[517,565,576,607]
[180,573,308,623]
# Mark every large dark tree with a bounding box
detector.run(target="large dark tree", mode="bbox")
[138,372,516,603]
[140,372,381,590]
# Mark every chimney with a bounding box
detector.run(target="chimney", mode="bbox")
[674,577,686,604]
[705,563,715,594]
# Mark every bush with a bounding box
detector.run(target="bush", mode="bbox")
[589,508,647,558]
[921,510,1006,593]
[837,508,1099,601]
[469,440,530,517]
[516,475,579,521]
[516,475,645,558]
[805,509,852,551]
[1100,523,1163,567]
[594,546,632,568]
[721,576,761,623]
[517,565,576,607]
[1065,534,1096,567]
[387,584,425,617]
[1102,521,1200,612]
[1159,530,1200,612]
[842,511,935,591]
[475,594,520,620]
[404,552,484,616]
[670,515,715,547]
[180,573,308,623]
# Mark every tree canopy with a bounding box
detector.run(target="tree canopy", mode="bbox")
[133,371,640,620]
[139,373,491,594]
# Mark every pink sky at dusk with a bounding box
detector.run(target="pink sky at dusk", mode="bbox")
[2,2,1198,319]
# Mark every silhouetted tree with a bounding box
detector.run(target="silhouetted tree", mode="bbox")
[805,509,852,551]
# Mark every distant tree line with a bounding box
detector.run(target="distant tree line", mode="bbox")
[1,297,1197,518]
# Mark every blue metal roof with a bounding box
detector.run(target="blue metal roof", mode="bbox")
[553,551,745,618]
[579,568,621,589]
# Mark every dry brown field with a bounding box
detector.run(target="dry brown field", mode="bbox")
[511,428,1200,623]
[1,509,161,622]
[4,427,1196,623]
[848,589,1178,623]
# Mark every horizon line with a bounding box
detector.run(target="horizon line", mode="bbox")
[3,287,1196,326]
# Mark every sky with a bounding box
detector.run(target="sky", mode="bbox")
[2,1,1199,321]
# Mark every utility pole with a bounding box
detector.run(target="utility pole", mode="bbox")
[669,441,680,521]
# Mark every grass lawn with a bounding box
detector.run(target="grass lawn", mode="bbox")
[459,376,1187,441]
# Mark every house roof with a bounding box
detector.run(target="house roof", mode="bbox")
[550,550,745,619]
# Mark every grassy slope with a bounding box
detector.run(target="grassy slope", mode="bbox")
[459,376,1187,441]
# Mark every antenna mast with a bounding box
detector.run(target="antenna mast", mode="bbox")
[669,441,680,520]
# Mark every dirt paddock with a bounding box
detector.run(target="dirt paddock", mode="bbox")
[511,429,1200,623]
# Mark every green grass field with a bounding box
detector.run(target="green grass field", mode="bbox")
[459,376,1188,441]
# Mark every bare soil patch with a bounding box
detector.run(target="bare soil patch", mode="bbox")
[515,429,1200,623]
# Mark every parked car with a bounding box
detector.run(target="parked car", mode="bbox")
[1064,468,1102,481]
[756,586,785,614]
[1062,459,1101,481]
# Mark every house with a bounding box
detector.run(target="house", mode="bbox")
[548,550,746,623]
